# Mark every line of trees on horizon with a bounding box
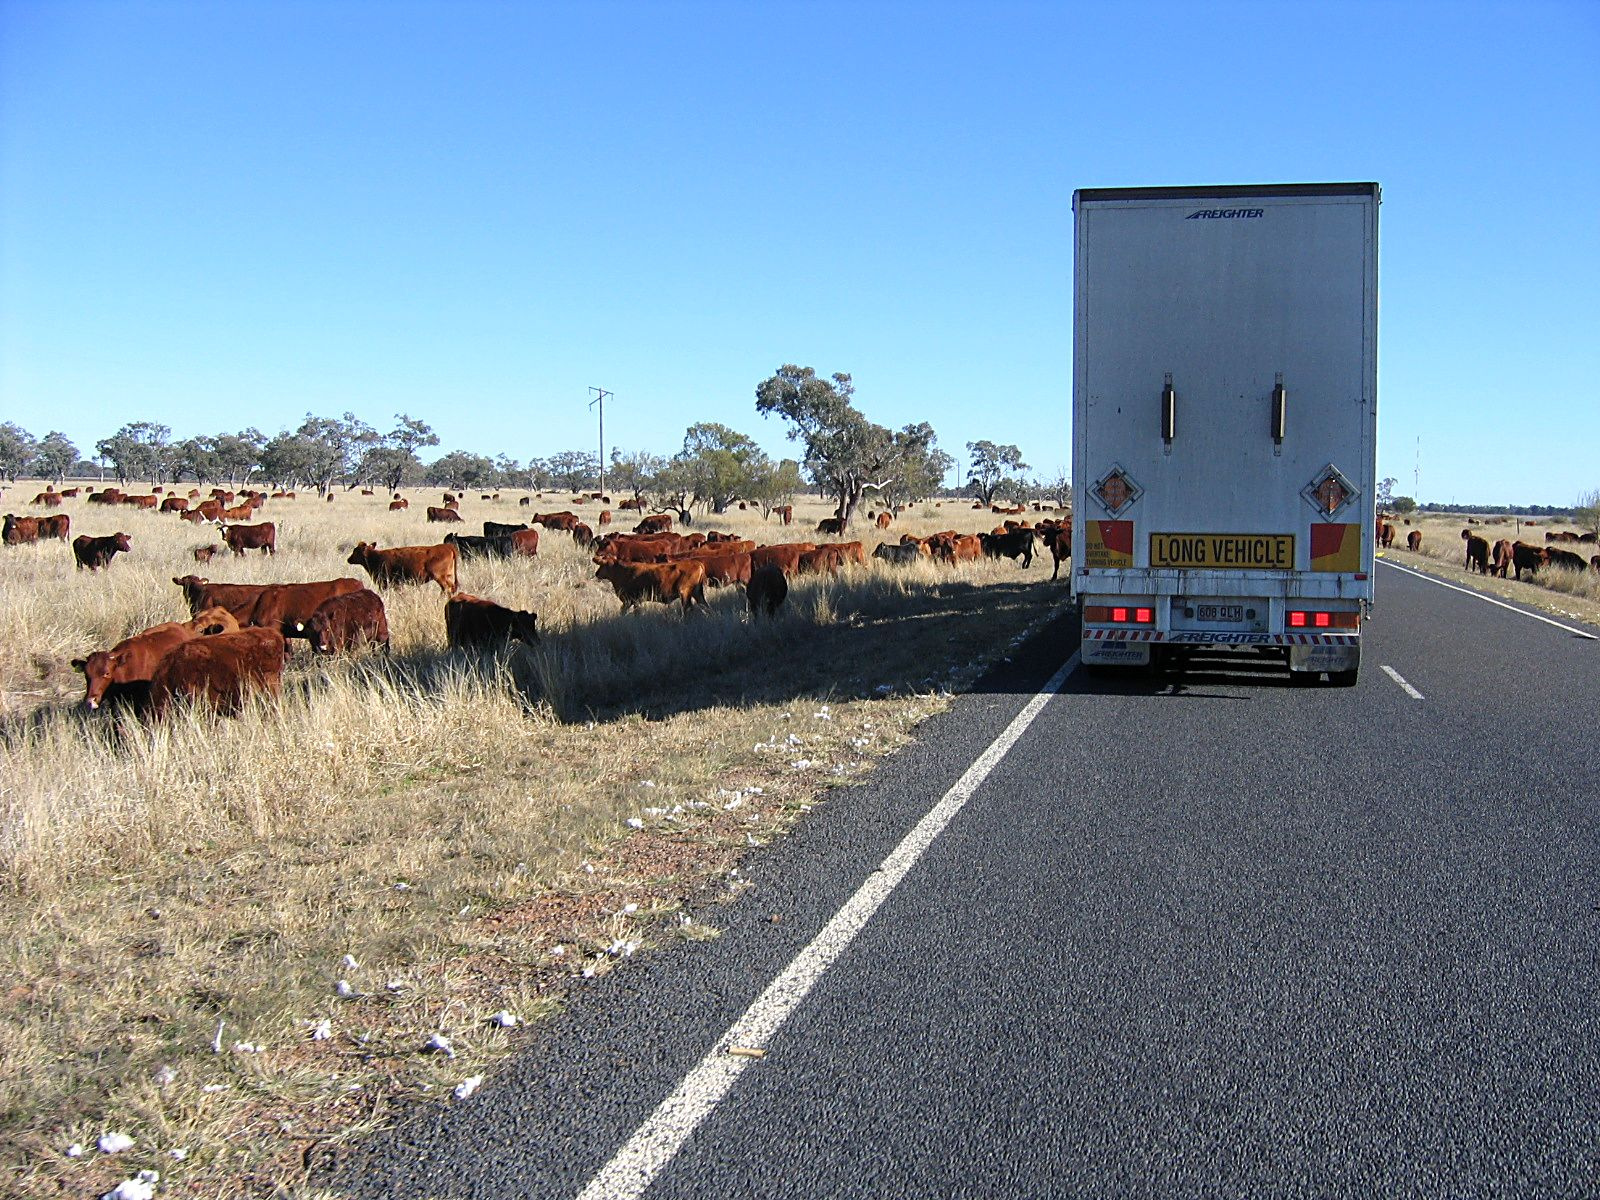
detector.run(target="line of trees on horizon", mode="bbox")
[1,368,1078,520]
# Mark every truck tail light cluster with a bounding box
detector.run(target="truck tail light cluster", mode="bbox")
[1286,610,1359,630]
[1084,605,1155,625]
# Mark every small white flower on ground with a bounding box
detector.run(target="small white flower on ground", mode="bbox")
[454,1075,484,1100]
[340,953,359,970]
[335,980,355,998]
[745,786,764,795]
[786,733,803,745]
[625,817,644,829]
[97,1132,134,1154]
[489,1010,518,1028]
[425,1033,455,1058]
[582,965,596,978]
[65,1143,84,1158]
[386,979,407,993]
[622,903,638,913]
[643,807,665,817]
[550,945,566,957]
[201,1084,228,1093]
[309,1019,332,1041]
[639,779,655,788]
[169,1147,188,1161]
[232,1041,263,1053]
[393,881,411,891]
[581,861,595,874]
[723,797,743,810]
[790,759,813,770]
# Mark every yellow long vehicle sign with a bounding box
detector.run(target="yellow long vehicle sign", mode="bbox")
[1149,533,1294,570]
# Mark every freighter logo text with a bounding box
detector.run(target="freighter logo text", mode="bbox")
[1186,208,1264,219]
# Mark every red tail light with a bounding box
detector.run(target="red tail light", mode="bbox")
[1287,609,1359,630]
[1085,605,1155,626]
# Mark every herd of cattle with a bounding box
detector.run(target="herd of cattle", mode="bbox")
[3,483,1076,721]
[1375,514,1600,577]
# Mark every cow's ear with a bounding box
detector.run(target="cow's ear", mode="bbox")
[70,658,86,672]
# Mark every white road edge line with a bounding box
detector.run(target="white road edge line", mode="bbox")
[1379,559,1599,640]
[574,652,1082,1200]
[1380,664,1424,700]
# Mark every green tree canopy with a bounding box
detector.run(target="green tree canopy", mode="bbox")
[755,365,936,528]
[966,440,1029,506]
[31,431,78,483]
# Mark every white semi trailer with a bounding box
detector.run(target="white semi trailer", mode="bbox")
[1070,183,1380,684]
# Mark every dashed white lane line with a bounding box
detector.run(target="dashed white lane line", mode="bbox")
[574,652,1082,1200]
[1379,559,1599,640]
[1381,665,1424,700]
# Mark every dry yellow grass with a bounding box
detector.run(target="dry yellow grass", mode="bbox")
[1380,512,1600,625]
[0,484,1068,1197]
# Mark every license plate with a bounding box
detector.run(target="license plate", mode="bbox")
[1196,604,1245,622]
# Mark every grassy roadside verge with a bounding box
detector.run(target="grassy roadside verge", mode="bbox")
[2,491,1069,1197]
[1379,514,1600,629]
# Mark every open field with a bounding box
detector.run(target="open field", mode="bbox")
[0,483,1067,1197]
[1376,512,1600,627]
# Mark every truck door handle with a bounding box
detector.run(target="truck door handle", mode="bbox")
[1161,374,1176,448]
[1271,374,1287,446]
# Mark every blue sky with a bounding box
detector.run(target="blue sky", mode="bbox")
[2,0,1596,505]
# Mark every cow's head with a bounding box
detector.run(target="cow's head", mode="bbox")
[71,650,118,710]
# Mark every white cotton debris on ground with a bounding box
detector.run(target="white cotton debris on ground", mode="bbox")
[232,1041,264,1054]
[335,979,355,998]
[625,817,644,829]
[168,1147,189,1161]
[453,1075,484,1100]
[65,1144,84,1158]
[425,1034,455,1058]
[340,954,359,970]
[97,1132,134,1154]
[309,1019,332,1042]
[101,1171,160,1200]
[488,1010,518,1028]
[152,1064,176,1087]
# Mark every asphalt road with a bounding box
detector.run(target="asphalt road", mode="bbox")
[333,561,1600,1198]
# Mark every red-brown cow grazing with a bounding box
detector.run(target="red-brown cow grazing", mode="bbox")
[193,544,221,563]
[32,491,62,507]
[122,494,160,510]
[71,607,240,710]
[797,545,846,575]
[147,627,287,717]
[445,593,540,649]
[774,504,793,525]
[572,521,596,550]
[1490,539,1513,578]
[1378,521,1396,548]
[222,521,276,556]
[816,516,844,535]
[749,543,817,575]
[389,498,409,511]
[1545,546,1588,572]
[160,495,190,512]
[691,551,753,587]
[747,563,787,617]
[634,513,673,535]
[38,513,70,541]
[172,575,364,636]
[3,514,39,545]
[593,558,707,613]
[1591,555,1600,573]
[1039,524,1072,581]
[218,503,256,521]
[73,532,131,570]
[1508,541,1545,581]
[875,511,892,529]
[1461,530,1491,574]
[347,541,460,593]
[195,499,224,522]
[598,509,612,526]
[427,505,463,523]
[178,508,206,524]
[300,588,389,654]
[1406,530,1422,552]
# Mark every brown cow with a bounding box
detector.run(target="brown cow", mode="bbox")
[71,607,240,710]
[73,532,131,570]
[31,491,62,507]
[749,543,817,575]
[88,489,124,504]
[122,494,160,510]
[797,545,846,575]
[1406,530,1422,552]
[195,499,224,522]
[572,522,596,550]
[147,627,288,717]
[875,511,892,529]
[1545,546,1588,572]
[598,509,612,526]
[221,521,276,556]
[1508,541,1545,580]
[1490,539,1513,578]
[172,575,364,637]
[389,498,409,511]
[301,588,389,654]
[160,495,190,512]
[633,513,673,535]
[816,516,844,535]
[347,541,460,594]
[1378,521,1396,549]
[593,558,707,613]
[193,544,221,563]
[1461,530,1491,574]
[427,505,463,523]
[445,593,540,649]
[3,514,40,545]
[746,563,787,617]
[1039,523,1072,581]
[532,511,579,531]
[690,551,753,587]
[774,504,793,525]
[218,503,256,521]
